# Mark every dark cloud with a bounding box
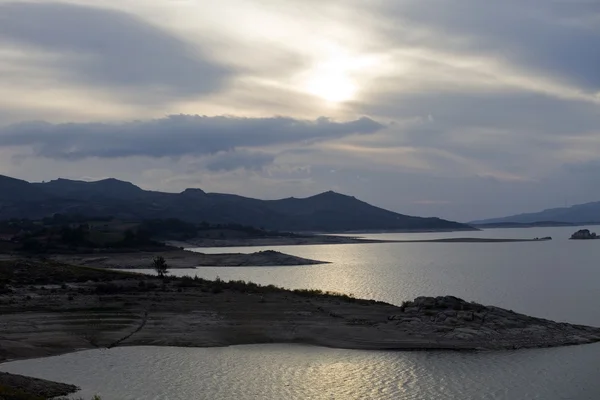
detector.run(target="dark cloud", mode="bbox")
[0,2,231,100]
[359,90,600,171]
[381,0,600,90]
[0,115,384,160]
[205,150,276,172]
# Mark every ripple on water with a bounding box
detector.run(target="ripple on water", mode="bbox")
[1,344,600,400]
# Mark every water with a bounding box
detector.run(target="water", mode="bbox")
[145,226,600,325]
[2,344,600,400]
[2,227,600,399]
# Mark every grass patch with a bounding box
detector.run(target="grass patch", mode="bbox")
[176,275,386,305]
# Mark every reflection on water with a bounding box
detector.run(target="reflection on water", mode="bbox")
[133,227,600,326]
[1,344,600,400]
[5,228,598,399]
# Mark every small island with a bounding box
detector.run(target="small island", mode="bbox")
[570,229,599,240]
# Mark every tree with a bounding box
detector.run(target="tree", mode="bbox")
[152,256,169,278]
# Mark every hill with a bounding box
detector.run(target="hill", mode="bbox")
[0,175,474,232]
[471,201,600,225]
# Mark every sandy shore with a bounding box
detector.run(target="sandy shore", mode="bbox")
[50,249,327,269]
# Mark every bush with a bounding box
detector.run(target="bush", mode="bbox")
[152,256,169,278]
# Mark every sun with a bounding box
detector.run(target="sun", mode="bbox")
[305,71,357,103]
[296,47,379,104]
[297,47,382,104]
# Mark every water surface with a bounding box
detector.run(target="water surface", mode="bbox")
[2,344,599,400]
[3,227,600,399]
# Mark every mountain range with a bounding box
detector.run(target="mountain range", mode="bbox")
[0,175,473,232]
[471,201,600,226]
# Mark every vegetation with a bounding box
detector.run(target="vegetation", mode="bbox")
[0,216,301,255]
[152,256,169,278]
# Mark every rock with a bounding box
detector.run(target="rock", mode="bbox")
[570,229,599,240]
[443,310,457,317]
[458,311,474,321]
[413,297,436,308]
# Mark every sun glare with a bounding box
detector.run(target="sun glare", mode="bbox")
[298,47,380,104]
[306,73,357,103]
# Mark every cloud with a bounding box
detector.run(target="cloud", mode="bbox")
[1,0,600,222]
[0,2,231,101]
[379,0,600,91]
[205,150,276,172]
[0,114,384,160]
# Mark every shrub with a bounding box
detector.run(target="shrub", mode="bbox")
[152,256,169,279]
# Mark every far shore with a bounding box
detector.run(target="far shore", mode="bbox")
[171,236,551,248]
[167,235,397,248]
[391,237,552,243]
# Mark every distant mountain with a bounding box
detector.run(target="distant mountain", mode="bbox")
[471,201,600,225]
[0,175,474,232]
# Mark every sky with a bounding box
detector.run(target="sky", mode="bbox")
[0,0,599,222]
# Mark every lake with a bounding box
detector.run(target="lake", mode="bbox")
[2,226,600,399]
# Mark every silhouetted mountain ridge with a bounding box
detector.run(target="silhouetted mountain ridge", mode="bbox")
[0,175,474,232]
[471,201,600,225]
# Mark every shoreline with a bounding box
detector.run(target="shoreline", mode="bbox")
[1,260,599,363]
[48,248,328,269]
[168,236,397,248]
[391,237,552,243]
[2,259,600,396]
[171,236,549,248]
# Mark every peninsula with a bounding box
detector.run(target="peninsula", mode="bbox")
[2,259,600,397]
[1,260,599,362]
[51,249,327,269]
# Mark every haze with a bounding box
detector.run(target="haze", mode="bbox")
[1,0,599,222]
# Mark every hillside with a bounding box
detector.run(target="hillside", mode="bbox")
[471,201,600,225]
[0,175,474,232]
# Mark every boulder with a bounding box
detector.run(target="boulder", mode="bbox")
[570,229,599,240]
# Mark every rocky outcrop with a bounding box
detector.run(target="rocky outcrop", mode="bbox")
[388,296,600,349]
[570,229,598,240]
